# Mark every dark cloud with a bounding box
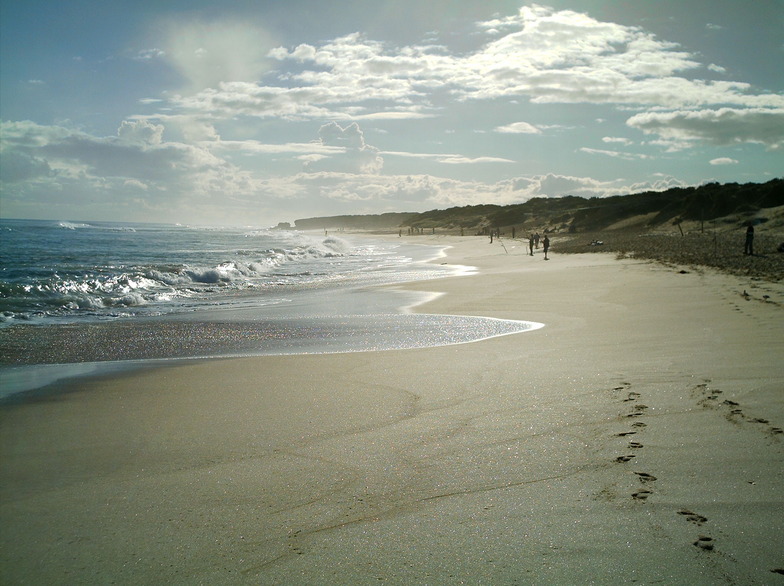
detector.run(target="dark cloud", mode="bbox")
[0,150,52,183]
[627,108,784,150]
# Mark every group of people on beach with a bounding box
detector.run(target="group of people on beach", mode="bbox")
[528,232,550,260]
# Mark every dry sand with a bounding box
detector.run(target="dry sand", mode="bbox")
[1,236,783,584]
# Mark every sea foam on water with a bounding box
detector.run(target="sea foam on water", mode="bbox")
[0,219,543,397]
[0,220,424,325]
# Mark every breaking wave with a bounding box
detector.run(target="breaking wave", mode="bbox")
[0,221,396,325]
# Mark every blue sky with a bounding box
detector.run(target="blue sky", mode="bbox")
[1,0,782,226]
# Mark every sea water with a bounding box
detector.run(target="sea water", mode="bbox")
[0,219,445,324]
[0,219,540,397]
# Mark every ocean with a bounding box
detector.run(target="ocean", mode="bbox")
[0,219,540,397]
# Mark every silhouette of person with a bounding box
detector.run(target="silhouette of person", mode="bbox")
[744,223,754,255]
[528,235,534,256]
[543,235,550,260]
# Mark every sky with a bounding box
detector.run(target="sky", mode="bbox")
[1,0,783,227]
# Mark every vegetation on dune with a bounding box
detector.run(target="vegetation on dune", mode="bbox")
[404,178,784,234]
[289,179,784,281]
[290,178,783,235]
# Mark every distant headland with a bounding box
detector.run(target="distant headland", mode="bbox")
[282,178,782,235]
[280,178,784,281]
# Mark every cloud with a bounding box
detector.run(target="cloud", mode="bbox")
[531,173,605,197]
[4,5,779,225]
[0,150,53,183]
[455,6,779,110]
[159,5,784,160]
[308,122,383,173]
[297,154,330,164]
[285,170,630,211]
[495,122,541,134]
[380,150,514,165]
[2,117,687,222]
[117,120,164,145]
[211,140,341,156]
[435,155,515,164]
[0,120,264,219]
[603,136,633,146]
[351,110,435,121]
[173,81,346,120]
[157,18,277,91]
[474,5,696,82]
[627,108,784,150]
[135,48,165,61]
[123,178,150,190]
[710,157,739,165]
[580,147,649,160]
[319,121,368,150]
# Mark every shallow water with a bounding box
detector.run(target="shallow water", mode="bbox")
[1,221,542,397]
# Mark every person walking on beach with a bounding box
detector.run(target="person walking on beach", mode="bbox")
[543,235,550,260]
[744,223,754,255]
[529,235,534,256]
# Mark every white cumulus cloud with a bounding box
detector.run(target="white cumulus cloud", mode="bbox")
[160,4,784,160]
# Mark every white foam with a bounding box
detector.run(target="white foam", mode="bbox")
[57,221,92,230]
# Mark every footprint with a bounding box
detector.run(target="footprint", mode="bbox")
[634,472,657,482]
[613,382,632,391]
[692,383,721,404]
[631,422,647,429]
[626,404,649,417]
[693,535,714,551]
[615,455,636,463]
[628,441,644,449]
[624,392,641,402]
[632,489,653,501]
[616,431,637,437]
[678,509,708,526]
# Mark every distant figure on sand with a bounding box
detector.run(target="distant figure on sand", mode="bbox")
[528,235,534,256]
[534,233,540,249]
[744,223,754,255]
[543,235,550,260]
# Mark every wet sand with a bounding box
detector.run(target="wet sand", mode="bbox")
[1,236,783,584]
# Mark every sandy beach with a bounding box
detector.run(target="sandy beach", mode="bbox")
[1,236,783,584]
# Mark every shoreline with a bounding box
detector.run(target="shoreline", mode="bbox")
[0,237,540,399]
[0,235,468,396]
[1,237,782,584]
